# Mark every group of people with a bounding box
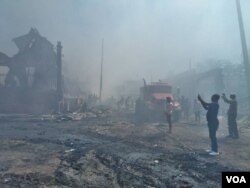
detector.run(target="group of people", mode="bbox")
[178,96,201,121]
[117,96,134,111]
[165,93,239,156]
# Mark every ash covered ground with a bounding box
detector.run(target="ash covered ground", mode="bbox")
[0,109,249,188]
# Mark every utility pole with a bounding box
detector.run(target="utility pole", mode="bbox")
[236,0,250,106]
[99,39,104,103]
[56,41,63,101]
[56,41,63,111]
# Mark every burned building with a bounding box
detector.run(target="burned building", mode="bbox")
[0,28,62,113]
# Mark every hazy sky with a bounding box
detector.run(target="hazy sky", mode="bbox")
[0,0,250,96]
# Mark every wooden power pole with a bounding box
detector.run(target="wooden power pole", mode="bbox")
[99,39,104,103]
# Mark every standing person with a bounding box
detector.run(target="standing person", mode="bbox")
[166,97,174,133]
[193,99,201,123]
[198,94,220,156]
[180,96,185,119]
[185,98,190,120]
[222,93,239,139]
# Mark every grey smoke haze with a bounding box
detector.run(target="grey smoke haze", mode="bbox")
[1,0,250,97]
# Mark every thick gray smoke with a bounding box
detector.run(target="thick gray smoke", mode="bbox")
[0,0,250,98]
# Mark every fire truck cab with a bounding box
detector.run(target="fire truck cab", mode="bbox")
[135,81,180,122]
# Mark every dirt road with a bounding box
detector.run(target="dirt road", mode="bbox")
[0,112,249,187]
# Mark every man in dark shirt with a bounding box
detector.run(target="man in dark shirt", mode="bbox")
[222,93,239,139]
[198,94,220,156]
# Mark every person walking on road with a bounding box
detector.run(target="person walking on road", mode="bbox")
[166,97,174,133]
[198,94,220,156]
[194,99,201,123]
[222,93,239,139]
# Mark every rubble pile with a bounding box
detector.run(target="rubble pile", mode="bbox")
[0,106,114,123]
[0,105,249,187]
[55,107,113,122]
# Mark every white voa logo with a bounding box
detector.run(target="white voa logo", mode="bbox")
[226,176,246,183]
